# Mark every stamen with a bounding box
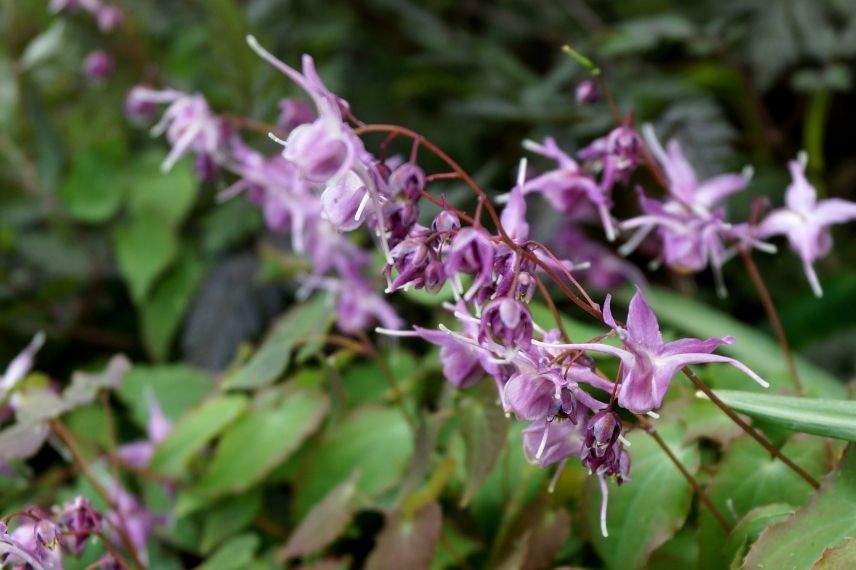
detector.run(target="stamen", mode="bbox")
[268,131,288,146]
[548,459,568,493]
[536,421,550,460]
[354,191,371,221]
[598,473,610,538]
[646,411,660,419]
[374,327,420,337]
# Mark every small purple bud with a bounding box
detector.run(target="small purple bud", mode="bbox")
[57,497,102,556]
[83,50,114,81]
[388,239,430,290]
[586,410,621,451]
[479,297,533,349]
[575,80,600,105]
[96,5,124,32]
[514,271,536,303]
[445,227,495,298]
[432,210,460,234]
[277,98,316,132]
[384,200,420,244]
[388,163,425,200]
[424,261,446,294]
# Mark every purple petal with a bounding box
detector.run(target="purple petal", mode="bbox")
[625,288,662,351]
[785,156,817,213]
[661,336,732,357]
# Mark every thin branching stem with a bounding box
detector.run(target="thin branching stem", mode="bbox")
[638,416,732,533]
[49,419,148,570]
[739,250,803,394]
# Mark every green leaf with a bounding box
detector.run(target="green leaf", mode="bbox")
[724,504,795,568]
[199,490,263,554]
[141,250,207,361]
[294,406,413,517]
[126,151,198,229]
[710,390,856,442]
[58,143,126,223]
[365,503,442,570]
[281,475,358,561]
[150,395,248,478]
[193,388,328,497]
[629,286,844,397]
[200,533,259,570]
[743,446,856,569]
[814,536,856,569]
[698,436,828,570]
[223,295,334,390]
[459,384,509,506]
[585,423,699,570]
[113,212,180,303]
[117,365,212,428]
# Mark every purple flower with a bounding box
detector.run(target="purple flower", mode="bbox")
[619,126,755,294]
[757,153,856,297]
[575,80,600,105]
[523,137,616,241]
[130,88,229,173]
[105,486,160,566]
[550,288,768,414]
[522,418,585,467]
[1,518,59,570]
[445,228,496,300]
[578,125,642,187]
[83,50,114,81]
[413,327,486,389]
[56,497,102,556]
[277,98,316,132]
[479,298,533,351]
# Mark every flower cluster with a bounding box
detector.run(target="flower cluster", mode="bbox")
[129,37,856,537]
[1,496,131,570]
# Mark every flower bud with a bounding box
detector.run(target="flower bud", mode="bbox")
[432,210,460,233]
[284,120,353,184]
[575,80,600,105]
[479,297,533,349]
[389,163,425,200]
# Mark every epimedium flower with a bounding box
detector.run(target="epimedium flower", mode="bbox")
[445,227,496,300]
[757,152,856,297]
[543,288,768,415]
[523,137,618,241]
[619,126,756,295]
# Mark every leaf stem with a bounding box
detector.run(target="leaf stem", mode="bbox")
[681,368,819,489]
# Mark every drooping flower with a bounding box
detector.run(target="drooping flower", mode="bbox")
[548,288,768,414]
[56,497,102,556]
[618,126,755,294]
[1,520,54,570]
[95,5,123,31]
[117,394,171,468]
[757,152,856,297]
[523,137,617,241]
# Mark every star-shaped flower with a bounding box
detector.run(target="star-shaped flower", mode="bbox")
[758,153,856,297]
[546,288,768,414]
